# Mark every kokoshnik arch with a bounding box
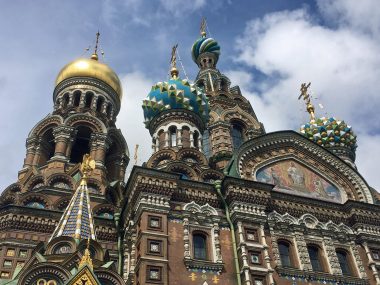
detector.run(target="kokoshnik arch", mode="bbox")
[0,21,379,285]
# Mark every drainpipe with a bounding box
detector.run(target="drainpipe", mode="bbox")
[215,180,242,285]
[114,212,123,275]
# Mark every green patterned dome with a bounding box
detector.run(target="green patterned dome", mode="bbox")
[300,117,357,151]
[142,77,209,128]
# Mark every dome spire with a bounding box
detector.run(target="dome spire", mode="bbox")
[200,18,207,38]
[90,30,100,61]
[170,44,179,79]
[298,82,315,121]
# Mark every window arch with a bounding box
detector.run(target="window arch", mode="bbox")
[73,91,81,107]
[36,128,56,166]
[231,122,244,150]
[84,92,94,109]
[202,130,211,158]
[96,96,104,112]
[62,93,69,109]
[193,131,199,148]
[169,126,177,147]
[278,240,294,267]
[307,245,325,272]
[193,233,207,260]
[336,249,355,276]
[69,126,92,163]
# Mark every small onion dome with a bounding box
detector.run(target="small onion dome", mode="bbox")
[300,117,357,151]
[142,77,209,128]
[191,36,220,64]
[55,55,122,101]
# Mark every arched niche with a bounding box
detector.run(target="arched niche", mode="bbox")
[69,126,92,163]
[254,158,345,203]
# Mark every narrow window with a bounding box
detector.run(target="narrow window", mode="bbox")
[202,130,211,158]
[193,234,207,260]
[336,249,353,275]
[73,91,81,106]
[231,123,244,150]
[96,96,104,112]
[278,241,292,267]
[307,245,322,272]
[193,131,199,148]
[85,92,93,108]
[169,126,177,147]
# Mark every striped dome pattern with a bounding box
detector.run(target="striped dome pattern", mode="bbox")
[191,37,221,63]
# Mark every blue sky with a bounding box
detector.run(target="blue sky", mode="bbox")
[0,0,379,191]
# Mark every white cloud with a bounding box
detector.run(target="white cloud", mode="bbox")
[231,0,380,190]
[117,71,153,171]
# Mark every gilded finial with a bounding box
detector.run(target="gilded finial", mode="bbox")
[80,154,96,186]
[298,82,315,121]
[200,18,207,37]
[79,238,93,270]
[91,31,100,61]
[170,44,179,79]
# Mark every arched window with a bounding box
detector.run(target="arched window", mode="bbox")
[106,104,112,117]
[193,131,199,148]
[69,126,91,163]
[37,129,56,166]
[73,91,81,107]
[231,123,244,150]
[278,241,293,267]
[193,233,207,260]
[202,130,211,158]
[307,245,324,272]
[169,126,177,147]
[96,96,104,112]
[336,249,354,275]
[85,92,94,108]
[62,93,69,109]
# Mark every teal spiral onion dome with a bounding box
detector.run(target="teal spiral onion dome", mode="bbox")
[191,36,221,64]
[142,77,209,128]
[300,117,357,151]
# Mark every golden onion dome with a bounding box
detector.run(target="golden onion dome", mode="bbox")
[55,54,122,100]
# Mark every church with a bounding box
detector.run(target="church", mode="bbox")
[0,21,379,285]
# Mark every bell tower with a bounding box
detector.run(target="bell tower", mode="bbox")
[191,20,265,170]
[0,33,129,280]
[19,32,129,194]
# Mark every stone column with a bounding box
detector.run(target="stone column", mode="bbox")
[52,126,76,160]
[259,225,275,285]
[24,137,38,167]
[79,92,86,108]
[32,138,43,166]
[323,236,342,275]
[294,231,311,271]
[164,131,169,148]
[177,129,182,147]
[363,242,380,284]
[190,131,194,147]
[90,133,110,167]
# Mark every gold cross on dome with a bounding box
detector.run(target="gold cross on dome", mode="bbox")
[298,82,316,121]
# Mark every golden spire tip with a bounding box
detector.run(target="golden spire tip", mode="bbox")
[91,31,100,61]
[170,44,179,79]
[298,82,315,121]
[200,18,207,37]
